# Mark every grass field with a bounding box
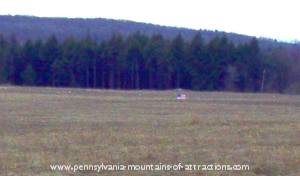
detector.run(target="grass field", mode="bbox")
[0,86,299,176]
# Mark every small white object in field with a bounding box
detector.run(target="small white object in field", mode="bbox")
[176,93,187,100]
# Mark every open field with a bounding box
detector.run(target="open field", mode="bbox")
[0,86,299,176]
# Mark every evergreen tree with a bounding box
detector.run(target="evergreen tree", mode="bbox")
[6,35,23,85]
[51,57,71,87]
[35,35,61,86]
[61,37,80,87]
[168,34,185,88]
[247,38,263,92]
[0,35,9,83]
[125,32,148,89]
[21,64,36,85]
[144,34,168,89]
[188,33,206,90]
[104,34,124,89]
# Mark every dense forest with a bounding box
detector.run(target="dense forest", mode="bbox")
[1,31,300,93]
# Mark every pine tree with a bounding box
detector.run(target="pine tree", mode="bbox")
[21,64,36,85]
[51,57,71,87]
[188,33,206,90]
[168,34,185,88]
[144,34,168,89]
[0,35,9,83]
[36,35,61,86]
[125,32,148,89]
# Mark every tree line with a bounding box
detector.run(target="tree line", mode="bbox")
[0,32,298,93]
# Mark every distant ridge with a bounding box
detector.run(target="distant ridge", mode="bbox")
[0,15,284,48]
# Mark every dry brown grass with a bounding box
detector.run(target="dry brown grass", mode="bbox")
[0,86,299,176]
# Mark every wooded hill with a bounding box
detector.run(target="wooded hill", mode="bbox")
[0,15,287,46]
[0,15,300,93]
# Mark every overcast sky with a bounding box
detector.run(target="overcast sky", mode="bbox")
[0,0,299,41]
